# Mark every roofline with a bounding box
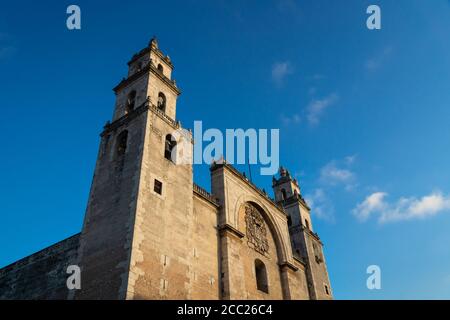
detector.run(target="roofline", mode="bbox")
[210,161,286,216]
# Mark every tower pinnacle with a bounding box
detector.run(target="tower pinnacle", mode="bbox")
[149,36,159,48]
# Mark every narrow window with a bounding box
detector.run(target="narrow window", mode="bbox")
[281,188,287,200]
[154,179,163,195]
[325,285,330,295]
[164,134,176,162]
[157,92,166,112]
[313,243,323,264]
[126,90,136,114]
[255,259,269,294]
[305,219,310,229]
[136,61,142,72]
[157,63,164,73]
[116,130,128,157]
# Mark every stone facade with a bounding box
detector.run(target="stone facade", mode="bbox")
[0,38,333,300]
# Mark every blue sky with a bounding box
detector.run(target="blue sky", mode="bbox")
[1,0,450,299]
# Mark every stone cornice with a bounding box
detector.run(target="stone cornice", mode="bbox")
[113,63,180,96]
[101,98,180,136]
[152,46,174,68]
[210,162,287,217]
[150,63,181,95]
[279,261,300,272]
[302,225,322,244]
[292,255,307,267]
[127,46,150,66]
[101,102,149,136]
[127,45,174,68]
[193,183,220,207]
[218,223,245,239]
[148,103,180,129]
[281,193,310,210]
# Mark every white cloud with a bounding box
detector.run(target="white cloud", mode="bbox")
[306,156,357,223]
[271,61,293,86]
[319,159,356,190]
[280,113,301,126]
[365,46,393,71]
[306,93,338,125]
[305,188,335,223]
[353,191,450,224]
[352,192,387,221]
[345,155,357,165]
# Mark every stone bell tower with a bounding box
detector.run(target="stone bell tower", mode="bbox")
[73,38,195,299]
[272,167,333,300]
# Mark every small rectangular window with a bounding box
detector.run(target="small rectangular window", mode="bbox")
[325,285,330,295]
[154,179,163,195]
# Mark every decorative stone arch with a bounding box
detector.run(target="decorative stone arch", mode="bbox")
[231,194,290,267]
[229,194,294,299]
[157,92,166,112]
[164,133,177,162]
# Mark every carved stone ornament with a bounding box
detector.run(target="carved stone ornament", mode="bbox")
[244,204,269,254]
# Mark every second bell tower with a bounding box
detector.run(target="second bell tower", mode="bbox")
[272,167,333,300]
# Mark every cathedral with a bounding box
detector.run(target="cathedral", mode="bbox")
[0,38,332,300]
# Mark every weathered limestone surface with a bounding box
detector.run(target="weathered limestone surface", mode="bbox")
[0,234,79,300]
[73,110,149,300]
[211,164,310,300]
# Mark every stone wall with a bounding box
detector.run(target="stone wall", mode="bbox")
[0,234,79,300]
[304,230,333,299]
[190,193,220,299]
[211,163,310,300]
[74,107,149,300]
